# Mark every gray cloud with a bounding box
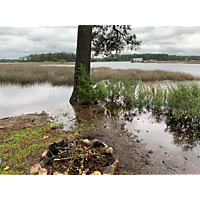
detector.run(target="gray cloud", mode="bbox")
[0,26,78,59]
[0,26,200,59]
[128,26,200,55]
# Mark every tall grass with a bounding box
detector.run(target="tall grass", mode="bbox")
[100,78,200,125]
[0,64,75,86]
[0,64,199,86]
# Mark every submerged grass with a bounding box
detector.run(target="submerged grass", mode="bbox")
[99,77,200,126]
[0,63,199,86]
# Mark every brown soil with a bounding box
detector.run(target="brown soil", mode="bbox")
[0,112,48,132]
[71,104,152,175]
[0,106,152,175]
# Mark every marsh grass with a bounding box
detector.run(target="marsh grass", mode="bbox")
[0,64,199,86]
[101,78,200,126]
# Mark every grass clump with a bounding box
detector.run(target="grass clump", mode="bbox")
[167,83,200,120]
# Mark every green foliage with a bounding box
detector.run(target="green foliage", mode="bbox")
[52,58,58,62]
[103,76,122,103]
[92,25,141,57]
[72,63,200,124]
[121,77,138,107]
[76,65,106,105]
[91,53,200,62]
[0,123,68,174]
[18,52,76,63]
[60,59,66,63]
[101,78,200,124]
[167,83,200,119]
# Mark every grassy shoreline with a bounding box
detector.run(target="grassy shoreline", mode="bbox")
[0,63,199,86]
[0,122,68,174]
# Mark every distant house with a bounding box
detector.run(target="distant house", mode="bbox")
[131,58,143,63]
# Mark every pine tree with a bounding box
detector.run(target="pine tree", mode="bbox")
[70,25,141,104]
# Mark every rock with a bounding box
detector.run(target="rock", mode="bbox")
[57,139,65,147]
[39,168,48,175]
[103,165,114,175]
[103,158,119,175]
[86,139,104,149]
[82,134,95,141]
[0,126,5,129]
[30,163,41,174]
[108,158,119,169]
[0,157,2,165]
[104,147,113,156]
[53,171,65,175]
[90,171,101,175]
[148,150,153,154]
[82,139,91,146]
[91,139,106,148]
[48,142,59,155]
[40,157,52,167]
[42,150,48,157]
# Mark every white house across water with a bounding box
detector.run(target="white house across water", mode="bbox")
[131,58,143,63]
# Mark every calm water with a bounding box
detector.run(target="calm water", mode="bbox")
[124,111,200,174]
[1,62,200,174]
[92,62,200,77]
[42,62,200,77]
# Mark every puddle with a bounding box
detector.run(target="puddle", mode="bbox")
[120,109,200,174]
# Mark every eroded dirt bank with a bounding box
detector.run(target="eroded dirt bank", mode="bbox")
[0,112,48,131]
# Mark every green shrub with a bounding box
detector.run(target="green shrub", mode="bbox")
[60,59,66,64]
[167,83,200,120]
[76,65,106,105]
[52,58,58,62]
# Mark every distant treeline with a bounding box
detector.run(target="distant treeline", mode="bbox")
[19,52,76,62]
[0,52,200,63]
[0,52,76,63]
[91,53,200,62]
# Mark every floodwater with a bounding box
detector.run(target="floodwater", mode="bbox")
[124,110,200,174]
[1,82,200,174]
[41,62,200,77]
[0,83,75,130]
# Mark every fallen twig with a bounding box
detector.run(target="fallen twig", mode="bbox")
[53,153,101,161]
[68,117,76,122]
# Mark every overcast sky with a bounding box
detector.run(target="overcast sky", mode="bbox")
[1,26,200,59]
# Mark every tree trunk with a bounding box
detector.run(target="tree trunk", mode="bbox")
[70,25,92,104]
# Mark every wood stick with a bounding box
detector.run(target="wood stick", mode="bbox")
[53,153,101,161]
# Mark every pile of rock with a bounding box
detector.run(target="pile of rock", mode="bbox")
[30,134,119,175]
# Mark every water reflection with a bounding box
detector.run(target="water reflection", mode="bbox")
[103,104,200,174]
[165,117,200,151]
[0,83,74,119]
[105,102,200,152]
